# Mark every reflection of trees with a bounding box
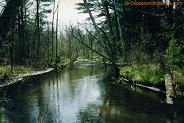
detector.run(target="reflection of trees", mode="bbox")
[0,107,5,122]
[77,103,104,123]
[77,83,184,122]
[1,64,184,122]
[99,83,166,113]
[59,63,103,82]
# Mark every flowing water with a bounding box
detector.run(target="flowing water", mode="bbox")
[0,60,184,123]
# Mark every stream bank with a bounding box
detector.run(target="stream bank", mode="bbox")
[0,58,76,88]
[115,64,184,104]
[1,60,184,123]
[0,68,54,88]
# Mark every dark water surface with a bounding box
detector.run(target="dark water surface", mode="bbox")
[1,60,184,123]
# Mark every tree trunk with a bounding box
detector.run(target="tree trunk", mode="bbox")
[55,6,59,67]
[0,0,22,46]
[51,0,56,62]
[9,32,14,72]
[83,0,112,60]
[164,0,175,104]
[83,0,119,78]
[162,62,175,104]
[164,73,175,104]
[101,0,116,55]
[36,0,40,60]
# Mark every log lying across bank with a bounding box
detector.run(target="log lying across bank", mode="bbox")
[135,84,166,93]
[118,75,184,105]
[0,68,54,88]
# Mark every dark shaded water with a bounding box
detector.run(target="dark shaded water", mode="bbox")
[0,60,184,123]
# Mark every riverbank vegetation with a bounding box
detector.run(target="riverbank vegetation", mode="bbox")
[75,0,184,103]
[0,0,184,103]
[120,64,184,89]
[75,0,183,96]
[0,65,32,80]
[0,0,94,84]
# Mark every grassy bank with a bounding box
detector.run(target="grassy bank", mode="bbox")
[120,64,184,86]
[0,65,33,84]
[0,58,74,85]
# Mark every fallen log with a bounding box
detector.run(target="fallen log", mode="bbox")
[135,84,166,93]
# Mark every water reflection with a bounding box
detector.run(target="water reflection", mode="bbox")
[0,61,184,123]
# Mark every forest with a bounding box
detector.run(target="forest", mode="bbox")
[0,0,184,104]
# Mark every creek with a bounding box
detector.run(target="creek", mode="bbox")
[0,60,184,123]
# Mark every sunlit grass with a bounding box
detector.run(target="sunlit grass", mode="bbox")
[120,64,164,84]
[172,67,184,84]
[59,58,70,66]
[0,66,10,76]
[120,63,184,85]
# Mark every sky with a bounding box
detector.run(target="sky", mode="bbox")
[0,0,88,30]
[0,0,6,13]
[48,0,88,26]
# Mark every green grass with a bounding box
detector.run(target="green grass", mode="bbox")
[0,66,10,77]
[0,65,33,83]
[171,67,184,84]
[120,64,164,85]
[120,63,184,85]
